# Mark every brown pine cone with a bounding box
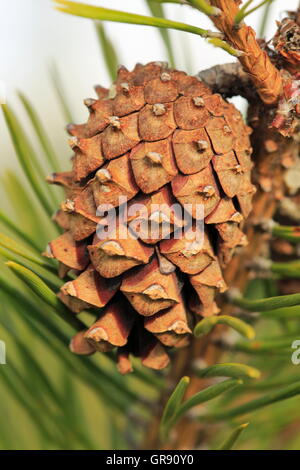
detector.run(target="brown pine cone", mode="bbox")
[46,62,255,373]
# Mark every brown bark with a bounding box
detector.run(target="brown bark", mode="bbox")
[197,62,256,101]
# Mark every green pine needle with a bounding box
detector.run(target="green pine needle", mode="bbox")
[160,378,242,441]
[1,171,52,244]
[205,381,300,421]
[234,0,276,25]
[146,0,176,68]
[258,0,274,37]
[194,363,261,381]
[50,63,74,123]
[6,261,85,332]
[271,260,300,279]
[0,211,41,252]
[218,423,249,450]
[0,366,60,446]
[53,1,223,39]
[1,317,61,409]
[18,92,61,172]
[172,379,242,428]
[0,247,62,291]
[94,21,120,82]
[0,232,56,273]
[0,273,143,419]
[149,0,188,4]
[194,315,256,340]
[160,376,190,440]
[229,290,300,312]
[188,0,221,16]
[1,104,55,216]
[234,334,300,355]
[261,305,300,320]
[272,225,300,244]
[209,38,245,57]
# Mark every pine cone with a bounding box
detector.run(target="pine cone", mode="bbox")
[46,62,255,373]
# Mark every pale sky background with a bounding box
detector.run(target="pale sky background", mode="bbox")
[0,0,298,176]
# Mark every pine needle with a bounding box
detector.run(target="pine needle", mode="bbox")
[94,21,119,82]
[53,1,224,39]
[194,315,256,340]
[146,0,176,67]
[205,381,300,421]
[194,363,261,381]
[218,423,249,450]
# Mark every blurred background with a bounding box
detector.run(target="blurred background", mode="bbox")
[1,0,300,450]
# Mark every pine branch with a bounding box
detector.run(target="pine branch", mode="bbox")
[209,0,283,104]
